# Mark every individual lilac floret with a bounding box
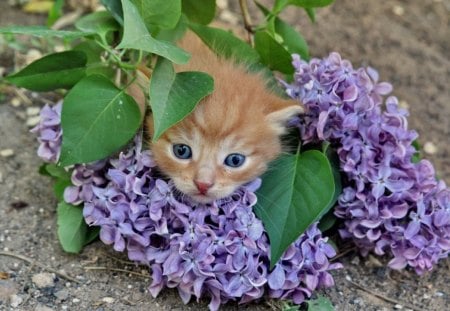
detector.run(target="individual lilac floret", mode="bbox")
[285,52,450,275]
[31,101,62,163]
[33,105,340,310]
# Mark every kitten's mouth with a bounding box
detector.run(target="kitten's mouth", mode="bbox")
[191,193,216,204]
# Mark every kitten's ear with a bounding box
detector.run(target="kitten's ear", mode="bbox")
[266,99,304,135]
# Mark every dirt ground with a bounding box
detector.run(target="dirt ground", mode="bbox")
[0,1,449,310]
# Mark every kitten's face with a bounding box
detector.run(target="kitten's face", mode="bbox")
[148,94,302,203]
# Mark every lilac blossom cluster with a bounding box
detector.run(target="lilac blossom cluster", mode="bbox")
[284,52,450,274]
[33,105,340,309]
[30,102,63,163]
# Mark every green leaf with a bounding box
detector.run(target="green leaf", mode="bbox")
[47,0,64,27]
[288,0,334,8]
[75,11,119,43]
[117,0,190,64]
[57,202,88,253]
[189,23,260,65]
[254,30,294,74]
[60,74,141,166]
[305,8,316,22]
[411,139,421,163]
[84,226,100,245]
[101,0,124,25]
[318,210,337,232]
[255,150,335,268]
[131,0,181,29]
[43,163,71,180]
[150,58,214,141]
[273,0,290,14]
[182,0,216,25]
[255,2,309,60]
[0,25,93,39]
[306,295,335,311]
[156,14,188,42]
[73,41,115,78]
[54,179,72,201]
[6,51,87,91]
[38,163,51,176]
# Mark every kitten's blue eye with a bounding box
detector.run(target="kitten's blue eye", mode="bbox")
[173,144,192,159]
[224,153,246,168]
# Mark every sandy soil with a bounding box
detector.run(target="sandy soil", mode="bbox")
[0,1,449,310]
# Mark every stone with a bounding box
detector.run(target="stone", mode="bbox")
[0,149,14,157]
[102,297,115,304]
[32,273,55,288]
[0,280,18,300]
[35,305,54,311]
[54,289,69,301]
[9,294,23,308]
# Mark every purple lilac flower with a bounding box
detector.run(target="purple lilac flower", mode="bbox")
[33,105,340,309]
[30,101,63,163]
[285,52,450,275]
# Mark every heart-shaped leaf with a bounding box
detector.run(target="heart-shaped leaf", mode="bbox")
[6,51,87,91]
[101,0,124,25]
[75,11,119,43]
[131,0,181,29]
[57,202,88,253]
[255,150,335,268]
[117,0,190,64]
[182,0,216,25]
[60,74,141,166]
[189,23,260,65]
[150,58,214,141]
[0,25,93,39]
[254,30,294,74]
[256,2,309,60]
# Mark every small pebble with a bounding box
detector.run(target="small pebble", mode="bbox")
[54,289,69,301]
[102,297,115,304]
[0,149,14,158]
[127,284,133,289]
[434,291,444,297]
[423,293,431,299]
[423,141,438,155]
[32,273,54,288]
[26,116,41,127]
[72,298,80,303]
[10,97,21,107]
[345,275,352,281]
[219,10,239,25]
[26,49,43,65]
[9,294,23,308]
[61,305,68,310]
[392,5,405,16]
[394,304,403,309]
[350,256,360,265]
[35,305,54,311]
[216,0,228,9]
[26,106,41,116]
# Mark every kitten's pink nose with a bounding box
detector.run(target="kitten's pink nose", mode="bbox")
[194,180,214,195]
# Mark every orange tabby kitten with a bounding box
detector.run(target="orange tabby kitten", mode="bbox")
[143,33,304,203]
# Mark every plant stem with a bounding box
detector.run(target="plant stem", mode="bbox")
[238,0,254,46]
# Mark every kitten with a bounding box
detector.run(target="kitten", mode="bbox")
[143,33,304,203]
